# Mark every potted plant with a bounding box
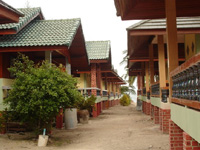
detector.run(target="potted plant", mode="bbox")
[76,95,96,124]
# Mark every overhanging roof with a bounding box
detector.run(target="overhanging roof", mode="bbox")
[127,17,200,76]
[0,19,81,48]
[0,0,24,23]
[114,0,200,20]
[0,18,89,69]
[0,7,44,35]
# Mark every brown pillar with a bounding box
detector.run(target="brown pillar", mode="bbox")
[158,35,166,89]
[165,0,179,100]
[145,62,150,92]
[97,64,101,90]
[105,73,108,90]
[149,44,154,84]
[141,62,145,88]
[137,74,141,90]
[91,63,97,96]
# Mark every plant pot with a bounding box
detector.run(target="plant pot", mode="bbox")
[64,108,77,129]
[38,135,48,147]
[77,109,89,124]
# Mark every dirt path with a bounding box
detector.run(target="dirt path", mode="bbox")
[0,104,169,150]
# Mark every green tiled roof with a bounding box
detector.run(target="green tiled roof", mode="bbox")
[86,41,110,60]
[0,0,24,17]
[0,7,41,31]
[127,17,200,30]
[0,18,81,47]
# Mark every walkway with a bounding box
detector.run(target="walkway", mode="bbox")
[0,104,169,150]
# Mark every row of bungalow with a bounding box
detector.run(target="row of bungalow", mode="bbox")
[114,0,200,150]
[0,0,125,131]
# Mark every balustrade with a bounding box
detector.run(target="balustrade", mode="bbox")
[170,53,200,110]
[151,82,160,96]
[142,87,146,95]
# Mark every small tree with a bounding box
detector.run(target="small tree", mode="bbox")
[4,53,83,134]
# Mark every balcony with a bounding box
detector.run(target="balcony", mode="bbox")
[170,53,200,110]
[102,90,108,97]
[151,82,160,97]
[78,87,101,97]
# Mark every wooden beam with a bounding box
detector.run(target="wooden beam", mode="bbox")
[129,58,185,62]
[90,60,108,63]
[149,44,154,84]
[0,29,16,35]
[165,0,179,101]
[77,71,91,74]
[0,46,71,63]
[158,35,166,89]
[102,77,118,79]
[129,28,200,36]
[130,29,166,36]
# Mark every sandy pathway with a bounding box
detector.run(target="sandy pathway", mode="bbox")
[0,104,169,150]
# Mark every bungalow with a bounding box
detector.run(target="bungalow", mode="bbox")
[76,41,125,117]
[0,7,89,112]
[114,0,200,149]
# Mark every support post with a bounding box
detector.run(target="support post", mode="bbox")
[158,35,166,89]
[45,51,52,63]
[145,62,150,92]
[165,0,179,101]
[66,57,71,75]
[91,63,97,117]
[149,44,154,84]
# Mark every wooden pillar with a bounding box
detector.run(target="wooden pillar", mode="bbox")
[137,74,141,90]
[149,44,154,84]
[65,57,71,75]
[105,73,108,90]
[145,62,150,92]
[45,51,52,63]
[158,35,167,98]
[165,0,179,100]
[141,62,145,88]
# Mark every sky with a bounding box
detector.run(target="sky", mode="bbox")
[5,0,139,78]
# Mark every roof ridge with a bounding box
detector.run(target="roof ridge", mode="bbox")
[18,7,41,10]
[33,18,81,22]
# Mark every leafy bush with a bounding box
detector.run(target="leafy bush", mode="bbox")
[4,53,83,134]
[120,94,131,106]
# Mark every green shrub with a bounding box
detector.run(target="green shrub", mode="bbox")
[120,94,131,106]
[4,53,83,134]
